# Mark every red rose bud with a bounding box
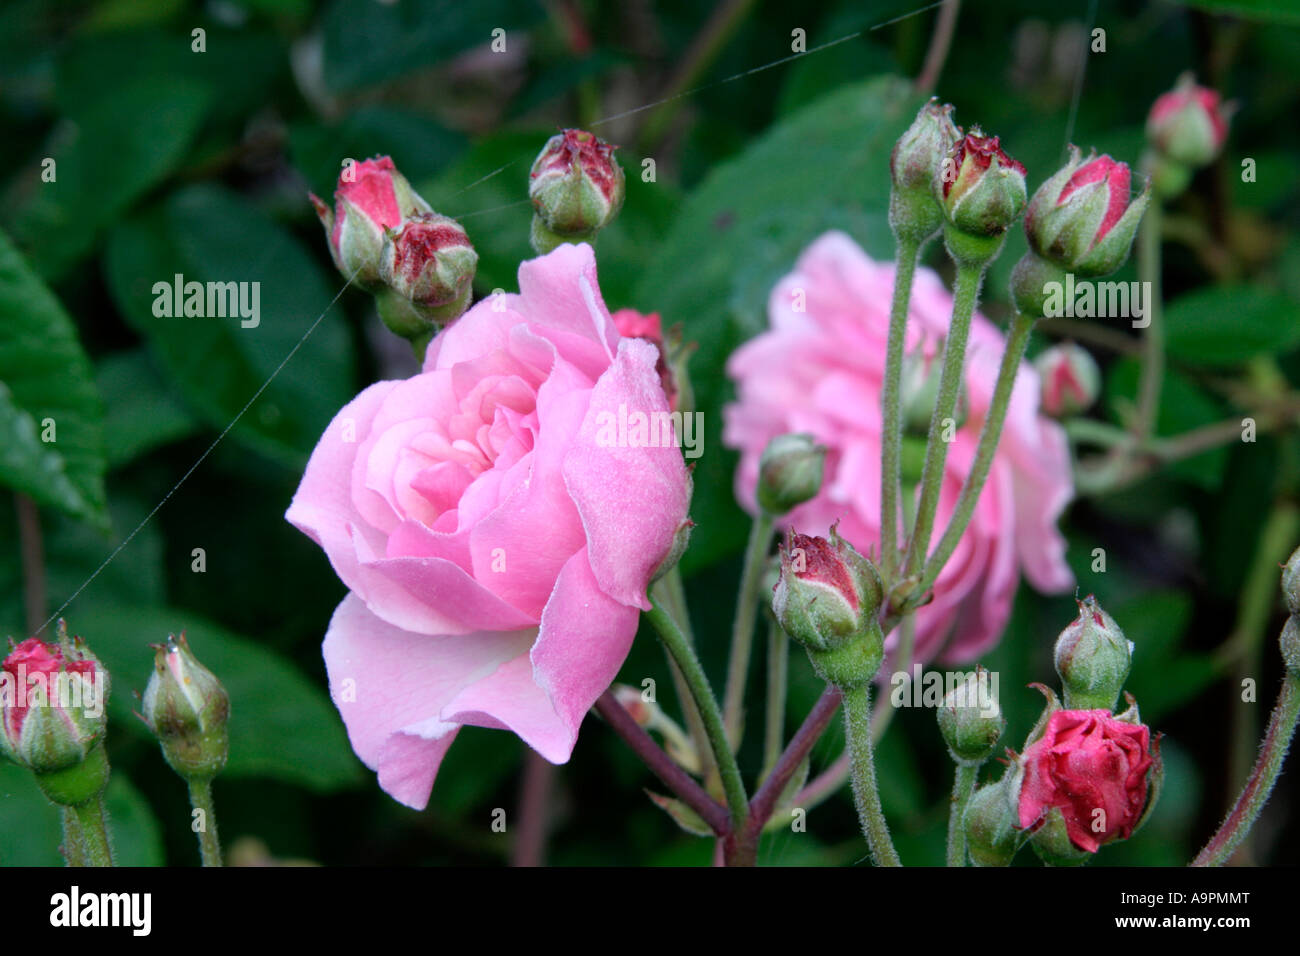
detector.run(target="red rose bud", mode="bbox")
[772,528,884,687]
[1016,709,1156,854]
[1,624,110,806]
[757,433,826,515]
[890,99,961,244]
[142,632,230,780]
[378,212,478,337]
[1034,342,1100,418]
[934,130,1027,260]
[529,129,625,253]
[1146,73,1231,169]
[1024,147,1149,277]
[310,156,432,287]
[1054,595,1132,711]
[937,668,1005,765]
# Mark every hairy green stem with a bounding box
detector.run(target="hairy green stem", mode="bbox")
[652,572,714,782]
[761,617,789,780]
[881,239,922,579]
[946,762,978,866]
[1134,203,1164,440]
[61,808,86,867]
[1192,669,1300,866]
[843,684,902,866]
[903,263,983,581]
[723,513,775,748]
[71,798,114,867]
[188,778,223,867]
[921,311,1036,593]
[645,598,750,836]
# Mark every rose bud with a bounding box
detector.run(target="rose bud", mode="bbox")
[310,156,432,288]
[937,668,1005,765]
[1282,544,1300,617]
[529,128,625,253]
[1016,708,1156,854]
[1034,342,1101,418]
[964,773,1025,866]
[934,129,1027,263]
[756,433,826,515]
[1026,806,1092,866]
[611,684,699,773]
[377,212,478,341]
[890,99,961,244]
[1146,73,1231,169]
[1,623,110,807]
[772,528,885,687]
[1281,617,1300,675]
[1054,595,1132,711]
[141,632,230,781]
[1024,148,1150,278]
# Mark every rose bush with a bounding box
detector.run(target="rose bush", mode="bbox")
[724,231,1074,666]
[287,244,691,809]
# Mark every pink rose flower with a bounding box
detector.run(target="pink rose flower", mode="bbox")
[287,244,691,809]
[1017,709,1155,852]
[723,232,1073,666]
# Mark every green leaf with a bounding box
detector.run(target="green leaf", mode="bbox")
[0,762,164,866]
[103,184,355,467]
[321,0,546,91]
[84,605,365,792]
[633,75,926,571]
[645,790,713,837]
[0,228,107,526]
[10,76,213,280]
[1164,285,1300,365]
[97,349,200,469]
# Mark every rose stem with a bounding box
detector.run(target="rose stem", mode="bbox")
[187,778,223,866]
[901,262,984,582]
[881,238,923,580]
[593,691,729,834]
[1133,202,1164,441]
[511,750,555,867]
[723,512,775,748]
[760,616,789,781]
[843,683,902,866]
[946,762,978,866]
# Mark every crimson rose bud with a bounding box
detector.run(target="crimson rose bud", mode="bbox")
[1034,342,1101,418]
[1146,74,1231,168]
[934,130,1027,263]
[529,129,625,252]
[757,434,826,515]
[142,632,230,780]
[772,528,884,687]
[310,156,432,287]
[1024,147,1149,277]
[1054,595,1132,711]
[378,212,478,334]
[1016,709,1155,854]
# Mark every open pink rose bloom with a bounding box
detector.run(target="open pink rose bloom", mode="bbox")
[287,244,690,808]
[725,232,1075,666]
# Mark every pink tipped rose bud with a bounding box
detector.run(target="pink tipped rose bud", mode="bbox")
[142,632,230,780]
[378,212,478,332]
[1146,73,1231,168]
[1017,709,1155,853]
[529,129,625,252]
[1,623,110,804]
[310,156,432,287]
[1024,147,1150,277]
[937,668,1005,765]
[934,130,1028,246]
[757,434,826,516]
[1034,342,1100,418]
[769,530,883,658]
[890,99,961,243]
[1054,594,1132,711]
